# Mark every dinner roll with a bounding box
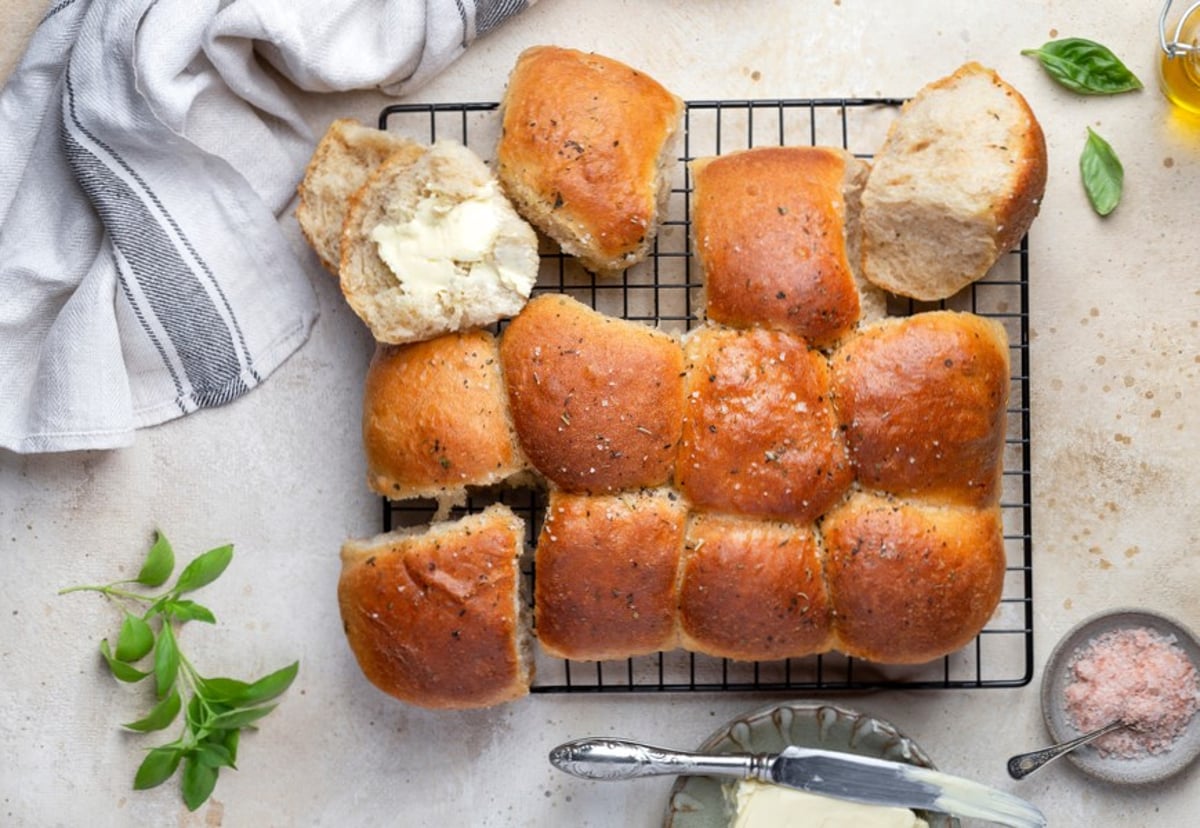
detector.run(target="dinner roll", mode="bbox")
[361,330,530,511]
[340,139,540,344]
[821,491,1005,664]
[692,146,878,346]
[678,513,834,661]
[829,311,1010,507]
[296,118,424,275]
[534,488,686,661]
[676,325,853,523]
[861,62,1047,301]
[496,46,684,275]
[499,294,685,493]
[337,504,532,709]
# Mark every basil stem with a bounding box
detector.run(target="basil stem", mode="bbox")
[1080,128,1124,216]
[1021,38,1142,95]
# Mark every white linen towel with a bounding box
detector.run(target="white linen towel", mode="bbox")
[0,0,534,454]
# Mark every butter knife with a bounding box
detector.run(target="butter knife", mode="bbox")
[549,738,1045,828]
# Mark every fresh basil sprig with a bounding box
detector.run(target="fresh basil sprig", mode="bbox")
[1080,127,1124,216]
[1021,38,1143,95]
[60,531,299,812]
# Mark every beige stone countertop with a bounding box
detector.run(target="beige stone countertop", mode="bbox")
[2,1,1198,826]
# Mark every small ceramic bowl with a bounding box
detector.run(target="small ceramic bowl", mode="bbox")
[662,700,957,827]
[1040,607,1200,784]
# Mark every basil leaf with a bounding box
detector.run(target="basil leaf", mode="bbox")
[236,661,299,707]
[1081,127,1124,216]
[137,532,175,587]
[153,623,180,699]
[100,638,150,683]
[163,599,217,625]
[1021,38,1142,95]
[206,703,278,731]
[181,755,219,811]
[114,613,155,662]
[198,676,251,703]
[124,687,182,732]
[134,746,182,790]
[194,741,237,769]
[221,728,240,766]
[174,544,233,595]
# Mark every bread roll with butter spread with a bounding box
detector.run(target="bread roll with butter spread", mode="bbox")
[861,62,1047,301]
[496,46,684,275]
[339,139,540,344]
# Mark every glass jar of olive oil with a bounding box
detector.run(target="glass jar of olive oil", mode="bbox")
[1160,1,1200,115]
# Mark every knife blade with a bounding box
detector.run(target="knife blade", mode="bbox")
[549,738,1045,828]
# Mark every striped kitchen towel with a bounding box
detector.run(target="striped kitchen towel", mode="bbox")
[0,0,535,453]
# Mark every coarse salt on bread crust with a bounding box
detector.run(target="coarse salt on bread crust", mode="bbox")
[829,310,1010,508]
[821,491,1006,664]
[339,139,540,344]
[861,62,1047,301]
[361,330,530,512]
[534,488,686,661]
[496,46,684,275]
[337,504,532,710]
[692,146,879,346]
[499,294,685,494]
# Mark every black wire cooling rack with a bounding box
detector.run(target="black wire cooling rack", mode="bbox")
[376,98,1035,692]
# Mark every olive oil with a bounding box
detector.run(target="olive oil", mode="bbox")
[1159,3,1200,115]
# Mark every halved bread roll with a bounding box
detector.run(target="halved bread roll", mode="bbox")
[496,46,684,275]
[337,504,533,709]
[340,140,540,344]
[860,62,1047,301]
[296,118,424,275]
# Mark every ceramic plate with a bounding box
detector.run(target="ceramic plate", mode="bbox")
[663,700,957,827]
[1040,608,1200,784]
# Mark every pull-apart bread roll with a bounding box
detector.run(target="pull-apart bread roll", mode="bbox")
[535,488,686,661]
[677,325,853,523]
[296,118,425,275]
[692,146,881,346]
[821,492,1005,664]
[362,330,529,510]
[861,62,1047,301]
[678,514,834,661]
[496,46,684,275]
[337,504,532,709]
[499,294,685,493]
[340,140,540,344]
[830,311,1010,507]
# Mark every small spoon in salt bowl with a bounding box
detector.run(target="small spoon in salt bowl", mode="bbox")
[1006,719,1127,779]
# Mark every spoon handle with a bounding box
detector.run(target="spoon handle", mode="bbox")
[1006,720,1126,779]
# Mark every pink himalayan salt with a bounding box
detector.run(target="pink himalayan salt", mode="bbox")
[1062,625,1200,759]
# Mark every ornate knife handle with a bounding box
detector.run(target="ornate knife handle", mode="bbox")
[549,738,770,782]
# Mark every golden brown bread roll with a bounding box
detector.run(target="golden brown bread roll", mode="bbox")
[337,504,532,709]
[678,513,834,661]
[820,491,1005,664]
[691,146,871,347]
[829,311,1010,507]
[534,488,686,661]
[362,330,529,511]
[676,325,853,522]
[496,46,684,275]
[499,294,684,493]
